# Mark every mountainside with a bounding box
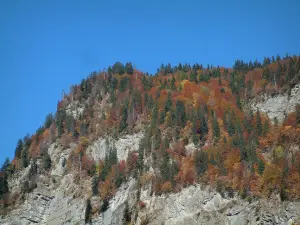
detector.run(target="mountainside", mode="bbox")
[1,55,300,225]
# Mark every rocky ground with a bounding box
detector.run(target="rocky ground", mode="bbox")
[249,84,300,123]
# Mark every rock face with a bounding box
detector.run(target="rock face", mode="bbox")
[249,84,300,123]
[86,132,144,162]
[2,132,300,225]
[135,184,300,225]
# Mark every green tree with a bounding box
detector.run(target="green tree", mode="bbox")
[112,62,125,75]
[44,113,54,129]
[199,105,208,141]
[159,111,165,124]
[0,158,10,199]
[175,100,186,127]
[21,148,29,168]
[211,111,220,140]
[256,110,262,136]
[119,105,128,132]
[262,67,271,81]
[164,92,172,113]
[0,173,8,200]
[92,175,99,195]
[190,70,197,83]
[192,113,199,145]
[257,159,265,175]
[100,198,109,213]
[171,76,176,90]
[43,153,52,170]
[195,151,208,175]
[296,104,300,125]
[125,62,134,75]
[109,142,118,166]
[56,109,66,137]
[85,198,92,223]
[122,201,131,225]
[262,120,269,136]
[15,139,23,159]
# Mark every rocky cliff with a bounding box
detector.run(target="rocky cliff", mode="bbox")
[249,84,300,123]
[1,132,300,225]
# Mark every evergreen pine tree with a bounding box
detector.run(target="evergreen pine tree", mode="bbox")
[119,105,128,132]
[212,111,220,140]
[256,110,262,136]
[296,104,300,125]
[122,201,131,225]
[92,176,99,195]
[262,67,271,81]
[15,139,23,159]
[262,120,269,136]
[85,198,92,223]
[125,62,134,75]
[258,159,265,175]
[195,151,208,174]
[171,76,176,90]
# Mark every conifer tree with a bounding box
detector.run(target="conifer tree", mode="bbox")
[296,104,300,125]
[262,67,271,81]
[122,201,131,225]
[212,111,220,140]
[258,159,265,175]
[171,76,176,90]
[15,139,23,159]
[125,62,134,75]
[256,110,262,136]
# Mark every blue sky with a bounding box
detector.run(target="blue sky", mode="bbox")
[0,0,299,165]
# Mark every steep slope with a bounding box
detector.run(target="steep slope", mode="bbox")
[1,56,300,225]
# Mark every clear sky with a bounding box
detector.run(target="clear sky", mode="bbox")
[0,0,299,166]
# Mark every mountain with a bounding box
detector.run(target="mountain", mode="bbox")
[1,56,300,224]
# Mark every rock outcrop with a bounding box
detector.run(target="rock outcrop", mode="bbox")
[249,84,300,123]
[2,132,300,225]
[86,132,144,162]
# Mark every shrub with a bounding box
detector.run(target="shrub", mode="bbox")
[100,198,109,213]
[161,181,172,193]
[138,201,146,209]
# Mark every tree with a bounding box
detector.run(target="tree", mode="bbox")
[100,198,109,213]
[195,150,208,175]
[175,100,186,127]
[0,159,10,199]
[15,139,23,159]
[119,105,128,132]
[164,92,172,113]
[190,70,197,83]
[122,201,131,225]
[85,198,92,223]
[112,62,125,75]
[92,175,99,195]
[212,111,220,140]
[1,158,11,173]
[257,159,265,175]
[43,153,52,170]
[192,113,199,145]
[256,110,262,136]
[0,173,8,200]
[44,113,54,129]
[125,62,134,75]
[56,109,66,137]
[285,60,295,83]
[21,148,29,168]
[296,104,300,125]
[171,76,176,90]
[262,120,269,136]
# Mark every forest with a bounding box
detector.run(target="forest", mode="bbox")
[1,54,300,209]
